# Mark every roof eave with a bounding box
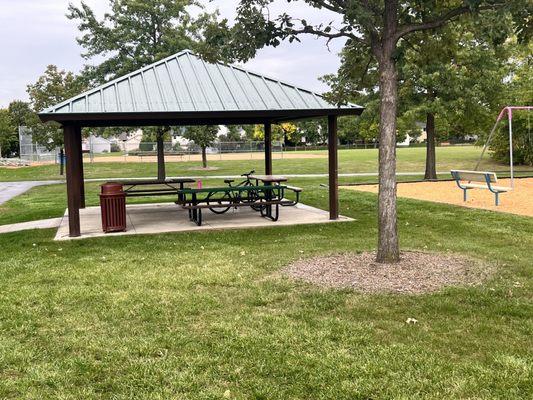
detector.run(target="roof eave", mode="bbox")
[38,107,364,127]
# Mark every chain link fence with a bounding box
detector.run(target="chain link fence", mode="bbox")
[18,127,60,163]
[84,140,285,162]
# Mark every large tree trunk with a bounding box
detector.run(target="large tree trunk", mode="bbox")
[201,146,207,168]
[376,56,400,263]
[156,130,166,180]
[424,112,437,180]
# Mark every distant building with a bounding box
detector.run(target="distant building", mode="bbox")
[112,130,144,152]
[82,135,111,153]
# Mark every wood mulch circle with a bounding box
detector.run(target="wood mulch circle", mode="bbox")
[283,251,491,294]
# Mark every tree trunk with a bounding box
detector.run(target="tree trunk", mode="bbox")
[156,130,165,180]
[201,146,207,168]
[424,112,437,180]
[376,57,400,264]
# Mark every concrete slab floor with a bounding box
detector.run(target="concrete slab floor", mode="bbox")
[54,202,353,241]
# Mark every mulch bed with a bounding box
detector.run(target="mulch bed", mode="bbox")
[283,251,491,294]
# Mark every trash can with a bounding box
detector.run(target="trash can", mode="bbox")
[99,182,126,233]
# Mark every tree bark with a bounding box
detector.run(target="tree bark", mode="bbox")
[201,146,207,168]
[376,56,400,264]
[424,112,437,180]
[156,130,165,180]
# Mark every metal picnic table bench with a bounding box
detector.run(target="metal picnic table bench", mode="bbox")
[176,182,302,226]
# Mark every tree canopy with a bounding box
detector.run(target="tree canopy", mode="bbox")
[67,0,218,82]
[24,65,87,149]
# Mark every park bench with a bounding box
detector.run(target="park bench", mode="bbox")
[450,170,511,206]
[177,184,302,226]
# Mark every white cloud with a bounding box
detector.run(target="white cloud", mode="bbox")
[0,0,344,107]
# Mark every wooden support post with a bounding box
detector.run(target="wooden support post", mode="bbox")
[264,122,272,175]
[328,115,339,220]
[77,130,86,208]
[64,125,82,237]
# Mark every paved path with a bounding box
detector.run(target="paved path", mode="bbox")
[0,217,63,234]
[0,180,62,205]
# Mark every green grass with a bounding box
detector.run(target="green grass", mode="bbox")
[0,180,532,398]
[1,146,529,182]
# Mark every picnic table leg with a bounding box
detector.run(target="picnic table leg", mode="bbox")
[179,183,183,203]
[463,189,467,202]
[495,192,499,206]
[265,187,272,219]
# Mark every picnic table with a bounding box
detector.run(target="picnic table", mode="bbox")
[116,178,196,201]
[176,177,302,226]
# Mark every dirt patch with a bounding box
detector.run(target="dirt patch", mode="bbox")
[283,251,490,294]
[341,178,533,217]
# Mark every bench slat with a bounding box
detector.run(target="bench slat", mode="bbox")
[451,170,497,183]
[461,183,511,192]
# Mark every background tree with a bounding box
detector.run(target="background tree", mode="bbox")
[490,40,533,166]
[204,0,525,262]
[295,119,327,145]
[68,0,219,179]
[399,16,511,179]
[0,109,16,157]
[7,101,32,129]
[182,125,218,168]
[219,126,244,142]
[26,65,87,150]
[0,101,33,157]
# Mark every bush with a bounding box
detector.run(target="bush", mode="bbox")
[110,143,121,153]
[490,116,533,166]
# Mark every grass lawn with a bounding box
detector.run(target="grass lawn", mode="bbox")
[0,178,532,398]
[1,146,529,182]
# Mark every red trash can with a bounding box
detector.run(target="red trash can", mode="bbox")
[99,182,126,233]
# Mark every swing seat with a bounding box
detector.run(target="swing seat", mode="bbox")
[450,170,512,206]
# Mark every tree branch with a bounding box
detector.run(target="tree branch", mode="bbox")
[289,25,368,46]
[395,6,470,39]
[395,3,506,40]
[310,0,343,13]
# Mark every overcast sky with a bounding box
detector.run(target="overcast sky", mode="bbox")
[0,0,346,108]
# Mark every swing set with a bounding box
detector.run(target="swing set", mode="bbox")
[451,106,532,205]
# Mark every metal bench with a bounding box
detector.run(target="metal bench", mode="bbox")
[450,170,511,206]
[177,184,302,226]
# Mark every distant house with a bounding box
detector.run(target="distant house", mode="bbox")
[112,130,144,152]
[82,135,111,153]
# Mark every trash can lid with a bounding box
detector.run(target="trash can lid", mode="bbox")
[100,182,124,194]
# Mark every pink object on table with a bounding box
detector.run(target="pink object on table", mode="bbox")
[197,180,203,189]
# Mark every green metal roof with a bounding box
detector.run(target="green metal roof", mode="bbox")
[41,50,362,116]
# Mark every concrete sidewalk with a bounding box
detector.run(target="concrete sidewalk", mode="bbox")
[0,180,62,205]
[0,217,63,234]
